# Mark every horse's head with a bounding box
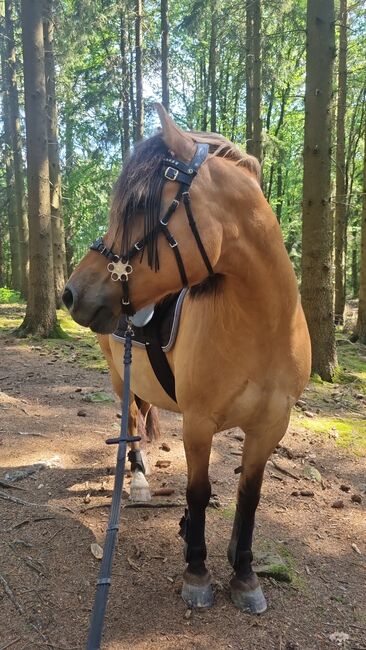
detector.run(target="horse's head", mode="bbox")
[63,105,260,333]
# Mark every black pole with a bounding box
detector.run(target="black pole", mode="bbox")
[86,326,137,649]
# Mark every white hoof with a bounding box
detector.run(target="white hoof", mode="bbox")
[130,470,151,502]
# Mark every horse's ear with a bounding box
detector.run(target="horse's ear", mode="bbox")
[155,103,196,162]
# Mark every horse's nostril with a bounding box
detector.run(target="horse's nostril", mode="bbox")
[62,286,74,311]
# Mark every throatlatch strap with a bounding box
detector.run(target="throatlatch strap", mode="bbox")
[160,223,188,286]
[183,192,214,276]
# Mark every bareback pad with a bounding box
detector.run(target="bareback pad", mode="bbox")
[112,289,188,402]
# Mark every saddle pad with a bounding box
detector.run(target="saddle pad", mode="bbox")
[112,288,187,352]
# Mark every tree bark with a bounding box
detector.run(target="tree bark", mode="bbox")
[161,0,169,112]
[252,0,262,164]
[208,0,218,132]
[301,0,337,380]
[19,0,56,336]
[1,5,21,291]
[245,0,253,152]
[334,0,348,324]
[64,107,74,275]
[5,0,29,297]
[135,0,143,141]
[120,3,130,159]
[354,124,366,343]
[43,0,67,308]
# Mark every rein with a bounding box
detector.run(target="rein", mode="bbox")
[90,142,213,313]
[86,324,138,650]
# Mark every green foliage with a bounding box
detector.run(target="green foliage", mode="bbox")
[0,287,23,303]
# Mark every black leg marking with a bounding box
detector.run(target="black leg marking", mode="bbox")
[180,482,211,576]
[128,449,145,474]
[228,473,263,578]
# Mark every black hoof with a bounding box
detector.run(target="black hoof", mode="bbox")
[230,574,267,614]
[181,569,214,609]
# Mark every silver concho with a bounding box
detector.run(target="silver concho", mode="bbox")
[107,258,133,281]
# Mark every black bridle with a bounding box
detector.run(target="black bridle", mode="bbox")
[90,142,213,314]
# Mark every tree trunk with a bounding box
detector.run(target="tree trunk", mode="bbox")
[245,0,253,152]
[252,0,262,164]
[354,125,366,343]
[161,0,169,112]
[208,0,218,132]
[5,0,29,297]
[301,0,337,380]
[120,2,130,159]
[64,108,74,275]
[19,0,56,336]
[135,0,143,141]
[334,0,348,324]
[1,24,21,291]
[43,0,67,308]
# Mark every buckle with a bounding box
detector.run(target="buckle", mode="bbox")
[169,239,178,248]
[164,167,179,181]
[134,241,143,251]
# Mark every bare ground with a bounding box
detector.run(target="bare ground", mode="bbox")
[0,317,365,650]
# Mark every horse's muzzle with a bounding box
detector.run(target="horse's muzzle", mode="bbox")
[62,282,118,334]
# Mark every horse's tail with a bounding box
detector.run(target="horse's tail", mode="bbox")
[135,396,161,442]
[145,405,161,441]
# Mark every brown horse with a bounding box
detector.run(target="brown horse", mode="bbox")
[63,105,311,613]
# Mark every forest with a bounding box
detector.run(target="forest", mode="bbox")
[0,0,365,380]
[0,2,366,649]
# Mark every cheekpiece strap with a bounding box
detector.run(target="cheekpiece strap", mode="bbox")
[162,143,209,188]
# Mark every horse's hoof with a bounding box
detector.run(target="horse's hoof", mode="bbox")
[181,569,214,608]
[230,574,267,614]
[129,470,151,502]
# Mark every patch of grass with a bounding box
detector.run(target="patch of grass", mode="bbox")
[295,413,366,456]
[0,288,24,304]
[220,503,236,520]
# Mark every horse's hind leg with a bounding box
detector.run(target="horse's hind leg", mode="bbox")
[180,416,214,608]
[228,416,290,613]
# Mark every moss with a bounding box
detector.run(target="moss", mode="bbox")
[0,303,107,372]
[294,413,366,456]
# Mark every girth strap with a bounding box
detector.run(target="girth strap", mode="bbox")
[143,317,177,402]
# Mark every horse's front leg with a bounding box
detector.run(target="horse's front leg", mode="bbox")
[228,416,290,613]
[180,416,214,608]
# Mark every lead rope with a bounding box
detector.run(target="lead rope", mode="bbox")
[86,323,140,650]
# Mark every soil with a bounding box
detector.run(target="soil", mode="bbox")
[0,318,365,650]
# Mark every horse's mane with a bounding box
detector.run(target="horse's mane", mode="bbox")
[109,130,260,270]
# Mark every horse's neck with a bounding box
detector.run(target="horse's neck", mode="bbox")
[210,212,300,340]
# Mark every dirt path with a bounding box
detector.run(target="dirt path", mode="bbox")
[0,327,365,650]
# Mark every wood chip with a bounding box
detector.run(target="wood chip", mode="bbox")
[331,499,344,509]
[152,488,175,496]
[351,543,362,555]
[160,442,171,452]
[155,460,171,468]
[91,543,103,560]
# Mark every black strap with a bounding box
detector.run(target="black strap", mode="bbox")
[183,192,214,276]
[90,237,117,262]
[144,319,177,402]
[159,223,188,286]
[145,341,176,402]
